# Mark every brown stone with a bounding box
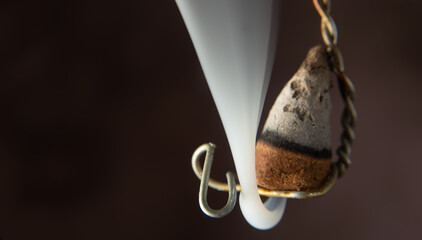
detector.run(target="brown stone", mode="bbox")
[255,140,331,191]
[255,45,332,191]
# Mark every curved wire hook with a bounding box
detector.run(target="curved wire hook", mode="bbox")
[192,143,237,218]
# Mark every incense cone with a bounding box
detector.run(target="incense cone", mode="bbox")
[256,45,332,191]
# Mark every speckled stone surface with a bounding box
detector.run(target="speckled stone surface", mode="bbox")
[256,45,333,191]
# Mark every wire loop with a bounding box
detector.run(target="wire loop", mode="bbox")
[192,143,237,218]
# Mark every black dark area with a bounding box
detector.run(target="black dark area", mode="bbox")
[0,0,421,240]
[260,130,332,158]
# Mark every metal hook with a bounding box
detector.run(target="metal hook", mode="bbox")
[192,143,237,218]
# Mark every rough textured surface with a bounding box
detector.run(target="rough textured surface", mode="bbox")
[262,45,332,151]
[256,141,331,191]
[256,45,332,191]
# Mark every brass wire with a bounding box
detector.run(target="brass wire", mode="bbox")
[313,0,357,177]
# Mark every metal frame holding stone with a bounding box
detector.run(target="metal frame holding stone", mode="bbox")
[191,0,357,217]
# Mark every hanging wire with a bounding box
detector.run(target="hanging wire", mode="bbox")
[313,0,357,177]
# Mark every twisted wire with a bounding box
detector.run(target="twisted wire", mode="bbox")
[313,0,357,177]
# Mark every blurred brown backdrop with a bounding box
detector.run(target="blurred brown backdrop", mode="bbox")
[0,0,421,239]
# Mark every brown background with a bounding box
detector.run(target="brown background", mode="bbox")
[0,0,421,239]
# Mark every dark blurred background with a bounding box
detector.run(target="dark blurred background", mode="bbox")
[0,0,421,239]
